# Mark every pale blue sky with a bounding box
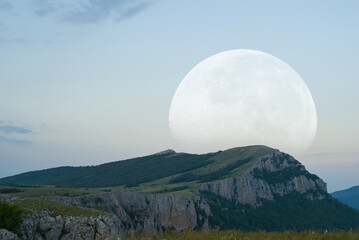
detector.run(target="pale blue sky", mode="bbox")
[0,0,358,192]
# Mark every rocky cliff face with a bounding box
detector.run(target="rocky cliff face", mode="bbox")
[199,150,327,207]
[47,191,211,232]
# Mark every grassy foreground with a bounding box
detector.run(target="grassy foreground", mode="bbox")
[124,229,359,240]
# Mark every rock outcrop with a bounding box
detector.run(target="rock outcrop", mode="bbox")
[19,212,124,240]
[199,151,327,207]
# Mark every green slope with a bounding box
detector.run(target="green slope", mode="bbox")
[0,145,275,190]
[331,185,359,210]
[0,166,83,186]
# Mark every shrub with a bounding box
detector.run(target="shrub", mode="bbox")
[0,200,24,234]
[0,188,21,194]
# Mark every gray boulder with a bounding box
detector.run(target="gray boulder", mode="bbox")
[0,229,20,240]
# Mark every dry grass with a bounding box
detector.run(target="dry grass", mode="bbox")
[123,229,359,240]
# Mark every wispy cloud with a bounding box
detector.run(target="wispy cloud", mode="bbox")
[0,1,12,32]
[0,124,32,134]
[0,136,32,145]
[115,1,151,22]
[33,0,154,24]
[0,36,25,43]
[0,1,12,11]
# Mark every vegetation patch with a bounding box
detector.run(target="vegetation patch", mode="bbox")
[0,184,102,198]
[153,185,189,194]
[169,173,197,184]
[198,157,252,182]
[170,157,252,184]
[253,166,319,184]
[200,190,359,231]
[0,167,82,185]
[0,200,24,235]
[0,188,22,194]
[13,198,108,217]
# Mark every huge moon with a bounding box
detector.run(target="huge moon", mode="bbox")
[169,49,317,154]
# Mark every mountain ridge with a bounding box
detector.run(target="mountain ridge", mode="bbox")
[1,145,359,234]
[331,185,359,210]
